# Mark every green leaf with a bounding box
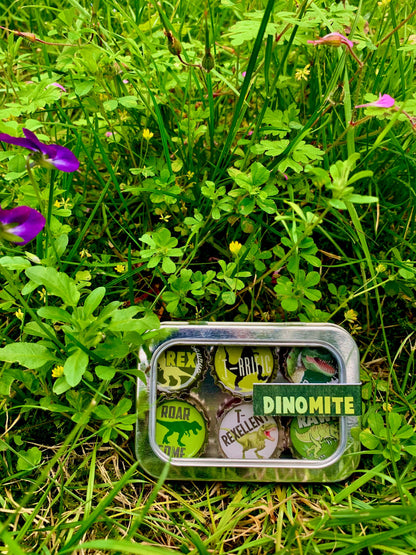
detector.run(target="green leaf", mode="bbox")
[95,365,117,381]
[239,197,256,215]
[75,81,94,96]
[222,291,236,305]
[348,194,379,204]
[84,287,106,316]
[0,369,16,396]
[119,95,138,108]
[114,398,132,417]
[103,99,118,111]
[302,254,321,267]
[257,139,289,157]
[257,198,277,214]
[359,429,380,450]
[0,256,31,271]
[304,271,320,287]
[403,445,416,456]
[250,162,270,186]
[0,342,56,369]
[37,306,72,323]
[94,404,113,420]
[398,266,415,280]
[368,412,385,435]
[64,349,89,387]
[329,199,347,210]
[25,266,80,306]
[94,337,129,359]
[53,376,72,395]
[17,446,42,471]
[162,257,176,274]
[387,412,402,434]
[304,288,322,301]
[108,310,159,333]
[228,13,278,46]
[281,297,299,312]
[23,321,57,340]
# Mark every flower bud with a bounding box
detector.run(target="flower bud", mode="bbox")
[165,30,182,56]
[202,49,215,72]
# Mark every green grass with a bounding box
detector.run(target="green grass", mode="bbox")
[1,0,416,552]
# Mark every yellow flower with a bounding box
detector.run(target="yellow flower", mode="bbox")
[295,64,311,81]
[344,309,358,323]
[38,288,47,302]
[54,197,72,210]
[115,264,126,273]
[52,365,64,378]
[80,249,91,259]
[229,241,243,256]
[159,213,171,222]
[143,128,154,141]
[15,308,24,321]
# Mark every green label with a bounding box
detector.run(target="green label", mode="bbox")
[253,384,362,416]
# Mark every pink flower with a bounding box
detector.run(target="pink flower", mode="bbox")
[46,82,66,92]
[355,94,396,109]
[308,32,354,51]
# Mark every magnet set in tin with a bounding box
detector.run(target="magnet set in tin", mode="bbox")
[136,322,361,482]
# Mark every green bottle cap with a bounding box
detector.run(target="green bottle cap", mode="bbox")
[289,416,339,460]
[156,345,205,392]
[285,347,338,384]
[155,399,207,458]
[218,402,279,459]
[213,346,275,397]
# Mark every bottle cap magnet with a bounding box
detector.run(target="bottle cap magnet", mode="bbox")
[284,347,338,384]
[289,416,339,460]
[155,398,208,458]
[218,401,280,459]
[156,345,206,392]
[213,345,275,397]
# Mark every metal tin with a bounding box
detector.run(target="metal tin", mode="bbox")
[136,322,361,482]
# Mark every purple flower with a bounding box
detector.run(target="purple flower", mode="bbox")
[0,206,46,245]
[308,32,354,52]
[0,128,79,172]
[355,94,396,109]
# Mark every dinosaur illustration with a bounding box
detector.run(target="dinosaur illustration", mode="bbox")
[294,422,339,458]
[157,419,203,447]
[157,358,193,388]
[286,347,337,383]
[223,346,268,389]
[225,423,277,459]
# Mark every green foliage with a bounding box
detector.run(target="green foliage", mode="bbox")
[360,409,416,462]
[0,0,416,550]
[140,228,184,274]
